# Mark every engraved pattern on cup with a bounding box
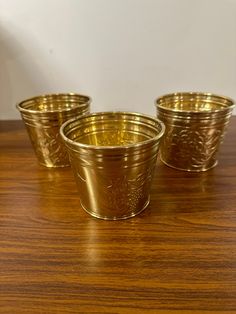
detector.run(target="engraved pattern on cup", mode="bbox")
[17,93,91,167]
[61,112,165,220]
[156,92,235,172]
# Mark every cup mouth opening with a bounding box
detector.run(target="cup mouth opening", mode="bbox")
[60,111,165,150]
[155,92,235,114]
[16,93,91,114]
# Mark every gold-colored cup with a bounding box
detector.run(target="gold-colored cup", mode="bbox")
[60,112,165,220]
[155,92,235,172]
[16,93,91,167]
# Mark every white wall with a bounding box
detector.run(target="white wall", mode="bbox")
[0,0,236,119]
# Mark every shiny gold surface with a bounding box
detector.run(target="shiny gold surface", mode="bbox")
[16,93,90,167]
[156,92,235,172]
[60,112,165,220]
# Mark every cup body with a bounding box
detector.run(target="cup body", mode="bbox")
[60,112,165,220]
[16,93,91,167]
[156,92,235,171]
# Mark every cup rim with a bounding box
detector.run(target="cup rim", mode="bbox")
[16,92,91,114]
[60,111,165,150]
[155,91,235,114]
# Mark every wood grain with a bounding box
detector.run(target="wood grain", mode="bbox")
[0,119,236,314]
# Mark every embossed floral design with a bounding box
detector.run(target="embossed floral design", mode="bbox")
[74,159,156,215]
[28,127,68,165]
[104,163,155,212]
[163,127,223,168]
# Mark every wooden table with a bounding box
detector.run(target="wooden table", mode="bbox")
[0,119,236,314]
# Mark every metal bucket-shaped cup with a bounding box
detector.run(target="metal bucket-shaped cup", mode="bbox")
[156,92,235,172]
[16,93,91,167]
[60,112,165,220]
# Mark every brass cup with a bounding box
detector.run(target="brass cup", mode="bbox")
[16,93,91,167]
[155,92,235,172]
[60,112,165,220]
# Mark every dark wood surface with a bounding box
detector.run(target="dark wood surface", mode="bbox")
[0,118,236,314]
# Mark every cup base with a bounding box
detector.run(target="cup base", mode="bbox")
[80,196,150,220]
[160,157,218,172]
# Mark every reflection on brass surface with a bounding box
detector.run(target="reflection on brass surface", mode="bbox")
[16,93,91,167]
[60,112,165,220]
[155,92,235,172]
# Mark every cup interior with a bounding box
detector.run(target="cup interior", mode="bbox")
[62,112,164,147]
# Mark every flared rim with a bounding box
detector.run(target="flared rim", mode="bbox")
[155,92,235,114]
[60,111,165,150]
[16,92,91,114]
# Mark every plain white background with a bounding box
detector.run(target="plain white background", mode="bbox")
[0,0,236,119]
